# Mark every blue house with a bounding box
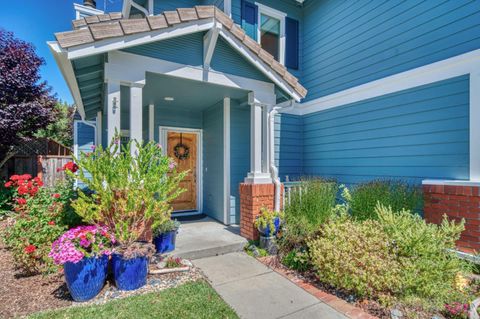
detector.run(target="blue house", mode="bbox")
[50,0,480,234]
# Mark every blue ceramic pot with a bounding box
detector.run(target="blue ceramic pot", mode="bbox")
[258,216,281,237]
[63,255,109,302]
[111,254,148,291]
[153,230,177,254]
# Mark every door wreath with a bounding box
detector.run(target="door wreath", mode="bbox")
[174,133,190,160]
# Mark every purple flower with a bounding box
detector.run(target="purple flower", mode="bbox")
[90,145,96,151]
[169,161,177,170]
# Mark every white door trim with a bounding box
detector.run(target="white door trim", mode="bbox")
[159,126,203,214]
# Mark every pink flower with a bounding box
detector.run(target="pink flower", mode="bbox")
[169,161,177,170]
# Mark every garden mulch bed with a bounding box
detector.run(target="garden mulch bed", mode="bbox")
[0,240,203,318]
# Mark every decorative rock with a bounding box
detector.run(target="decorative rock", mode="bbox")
[390,308,403,319]
[259,236,278,255]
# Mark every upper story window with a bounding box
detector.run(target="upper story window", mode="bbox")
[256,3,286,64]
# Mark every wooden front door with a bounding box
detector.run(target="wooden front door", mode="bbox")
[167,132,197,211]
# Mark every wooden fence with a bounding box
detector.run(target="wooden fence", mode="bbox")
[0,138,72,187]
[1,155,72,187]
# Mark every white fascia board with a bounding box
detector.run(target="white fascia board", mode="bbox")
[48,41,86,119]
[74,3,104,19]
[218,26,302,102]
[122,0,131,18]
[106,50,276,103]
[66,19,215,60]
[291,47,480,116]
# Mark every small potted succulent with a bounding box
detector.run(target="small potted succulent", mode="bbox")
[254,208,284,237]
[49,225,115,301]
[69,137,186,291]
[153,219,181,254]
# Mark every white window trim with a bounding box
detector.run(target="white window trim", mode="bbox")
[255,2,286,65]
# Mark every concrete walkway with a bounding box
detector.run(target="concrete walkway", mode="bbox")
[172,217,247,260]
[194,252,347,319]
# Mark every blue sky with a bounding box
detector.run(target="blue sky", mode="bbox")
[0,0,124,104]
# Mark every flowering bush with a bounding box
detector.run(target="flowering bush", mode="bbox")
[69,137,187,257]
[444,302,469,319]
[2,180,80,275]
[49,225,115,265]
[4,174,43,198]
[57,161,78,174]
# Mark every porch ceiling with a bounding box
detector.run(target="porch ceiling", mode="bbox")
[144,72,248,111]
[72,54,105,120]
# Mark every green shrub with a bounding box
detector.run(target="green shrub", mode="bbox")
[349,180,422,221]
[307,214,401,300]
[280,178,338,251]
[282,249,310,272]
[307,204,472,311]
[71,138,186,253]
[375,203,470,309]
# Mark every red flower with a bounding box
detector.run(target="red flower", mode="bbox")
[52,193,60,199]
[24,245,36,254]
[48,221,55,226]
[20,174,32,180]
[4,181,12,188]
[16,198,27,205]
[62,161,78,173]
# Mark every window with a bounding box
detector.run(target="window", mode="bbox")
[255,3,286,64]
[260,14,281,61]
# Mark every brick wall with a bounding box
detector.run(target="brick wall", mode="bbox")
[424,184,480,252]
[239,183,283,240]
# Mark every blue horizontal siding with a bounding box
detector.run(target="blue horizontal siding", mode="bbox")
[230,101,250,223]
[275,113,303,180]
[201,0,224,10]
[122,33,203,66]
[153,0,198,14]
[211,38,269,81]
[302,75,470,185]
[303,0,480,101]
[203,102,224,222]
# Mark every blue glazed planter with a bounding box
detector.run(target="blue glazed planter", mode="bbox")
[111,254,149,291]
[153,230,177,254]
[63,255,109,302]
[258,217,281,237]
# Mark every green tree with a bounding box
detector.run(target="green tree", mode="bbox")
[35,101,75,147]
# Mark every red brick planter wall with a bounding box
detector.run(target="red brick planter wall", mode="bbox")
[424,184,480,252]
[239,183,283,240]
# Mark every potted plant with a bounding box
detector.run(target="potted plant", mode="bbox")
[153,219,180,254]
[69,137,186,291]
[49,225,115,301]
[254,208,284,237]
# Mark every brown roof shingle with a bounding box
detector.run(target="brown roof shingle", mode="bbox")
[59,6,307,99]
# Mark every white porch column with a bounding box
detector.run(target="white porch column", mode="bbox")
[149,104,155,142]
[96,110,102,146]
[245,92,273,184]
[470,70,480,181]
[129,84,144,155]
[107,81,121,146]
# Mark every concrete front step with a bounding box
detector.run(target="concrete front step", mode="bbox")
[170,217,248,260]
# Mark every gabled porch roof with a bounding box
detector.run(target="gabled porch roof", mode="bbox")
[49,6,307,118]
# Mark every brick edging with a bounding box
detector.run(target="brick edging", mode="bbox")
[257,257,379,319]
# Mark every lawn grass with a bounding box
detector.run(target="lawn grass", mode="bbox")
[29,281,238,319]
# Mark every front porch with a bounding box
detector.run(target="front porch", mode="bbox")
[51,8,307,236]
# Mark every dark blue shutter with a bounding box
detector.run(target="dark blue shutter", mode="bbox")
[285,17,299,70]
[241,0,258,40]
